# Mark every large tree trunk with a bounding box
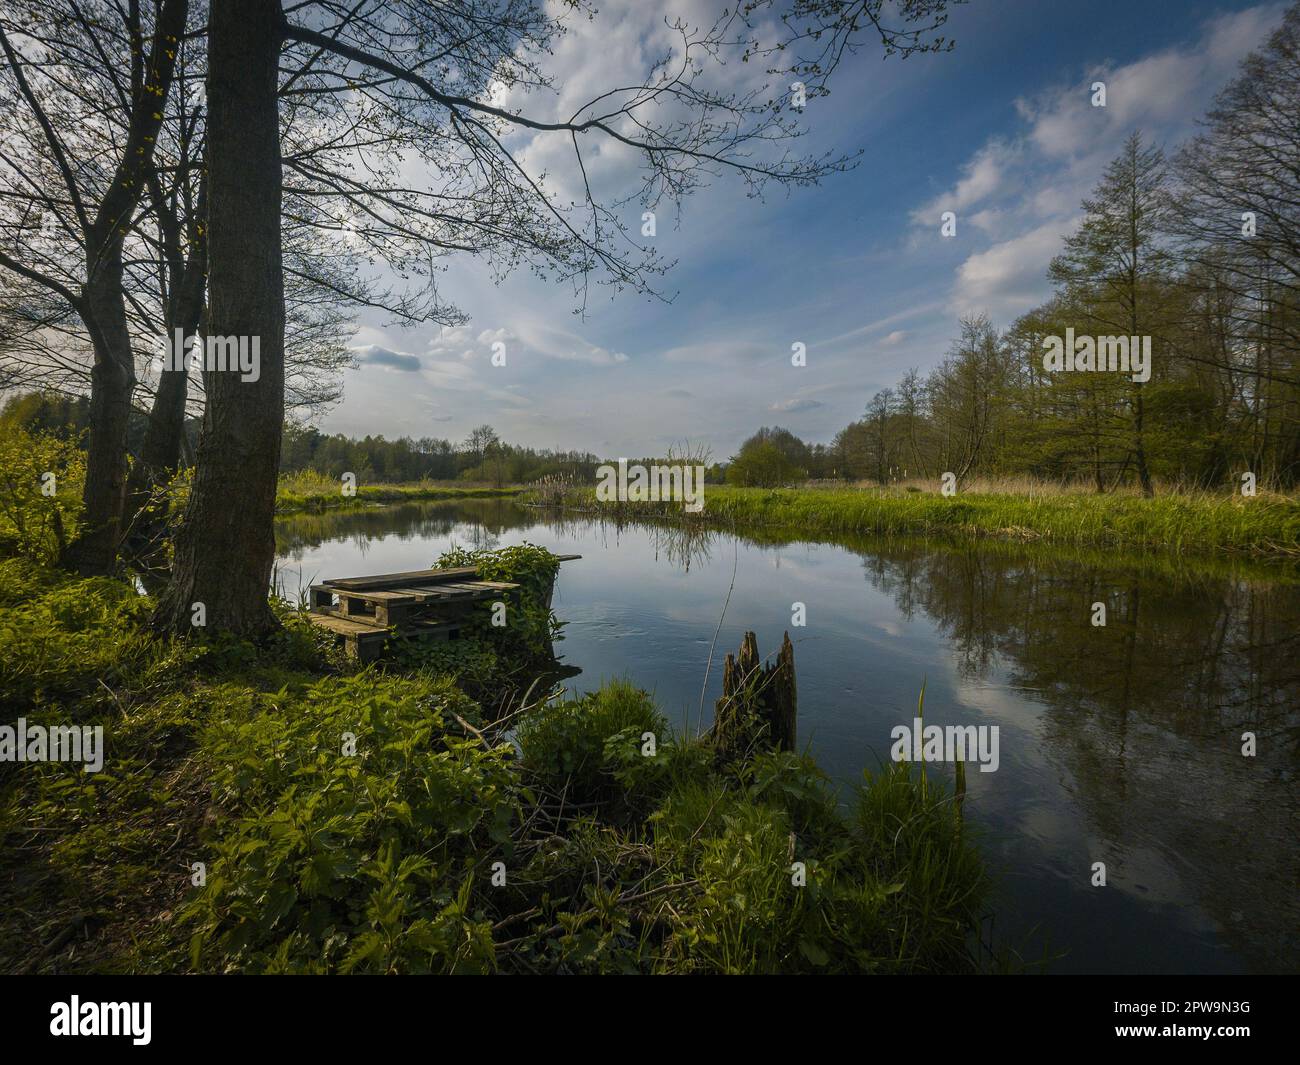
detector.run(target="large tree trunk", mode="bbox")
[154,0,284,637]
[62,268,135,575]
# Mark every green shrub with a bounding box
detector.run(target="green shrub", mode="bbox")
[182,673,516,974]
[649,754,987,973]
[0,424,84,564]
[516,680,666,808]
[0,566,193,710]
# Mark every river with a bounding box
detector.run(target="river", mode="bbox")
[274,497,1300,974]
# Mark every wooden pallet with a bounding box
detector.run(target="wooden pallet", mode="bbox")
[308,612,463,660]
[304,557,579,661]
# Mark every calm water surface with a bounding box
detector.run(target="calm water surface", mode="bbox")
[275,498,1300,974]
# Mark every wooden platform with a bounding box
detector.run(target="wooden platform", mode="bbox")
[306,556,579,661]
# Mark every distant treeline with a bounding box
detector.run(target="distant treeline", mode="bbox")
[279,423,604,485]
[0,395,730,487]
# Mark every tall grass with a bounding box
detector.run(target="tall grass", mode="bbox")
[275,470,522,513]
[559,483,1300,556]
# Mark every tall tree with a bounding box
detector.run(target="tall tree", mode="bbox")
[154,0,284,635]
[1174,5,1300,486]
[154,0,963,635]
[1049,132,1176,497]
[927,313,1004,484]
[0,0,189,573]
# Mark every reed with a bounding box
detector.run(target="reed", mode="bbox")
[558,483,1300,557]
[275,470,522,513]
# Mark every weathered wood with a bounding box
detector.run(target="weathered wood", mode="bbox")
[308,614,390,638]
[323,566,480,591]
[309,559,572,661]
[307,613,391,661]
[338,589,421,603]
[713,631,797,757]
[307,612,462,660]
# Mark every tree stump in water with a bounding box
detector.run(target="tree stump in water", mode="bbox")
[713,631,797,757]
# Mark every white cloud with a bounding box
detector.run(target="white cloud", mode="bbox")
[912,140,1019,223]
[953,220,1072,316]
[515,321,628,365]
[917,3,1287,323]
[351,344,422,372]
[769,397,824,413]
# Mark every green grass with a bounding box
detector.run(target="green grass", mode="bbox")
[556,484,1300,557]
[0,553,992,975]
[275,470,522,514]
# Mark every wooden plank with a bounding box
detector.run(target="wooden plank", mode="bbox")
[334,588,419,605]
[403,583,491,600]
[320,609,386,629]
[307,613,390,640]
[321,554,578,593]
[323,566,479,591]
[384,586,460,602]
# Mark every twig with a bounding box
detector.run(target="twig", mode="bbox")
[697,522,739,735]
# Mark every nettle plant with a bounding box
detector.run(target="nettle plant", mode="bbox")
[435,543,563,658]
[180,673,515,974]
[0,425,85,564]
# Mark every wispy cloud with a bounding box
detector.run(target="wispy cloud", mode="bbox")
[769,397,825,413]
[915,4,1286,319]
[353,345,422,372]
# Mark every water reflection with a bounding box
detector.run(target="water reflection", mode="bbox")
[275,499,1299,973]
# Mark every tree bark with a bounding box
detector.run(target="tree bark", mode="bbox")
[123,182,207,566]
[713,631,797,758]
[1132,385,1154,497]
[56,0,189,575]
[154,0,284,636]
[62,266,135,575]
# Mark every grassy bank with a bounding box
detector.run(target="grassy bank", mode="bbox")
[543,483,1300,557]
[0,549,989,975]
[276,470,522,514]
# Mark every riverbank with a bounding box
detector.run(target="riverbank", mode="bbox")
[275,471,522,514]
[536,484,1300,557]
[0,549,989,975]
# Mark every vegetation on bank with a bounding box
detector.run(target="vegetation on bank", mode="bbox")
[0,517,989,974]
[537,483,1300,557]
[275,469,522,514]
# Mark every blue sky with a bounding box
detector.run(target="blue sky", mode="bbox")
[329,0,1287,461]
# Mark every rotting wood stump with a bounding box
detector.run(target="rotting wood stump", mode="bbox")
[713,630,797,757]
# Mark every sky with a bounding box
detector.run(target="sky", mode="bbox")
[327,0,1288,461]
